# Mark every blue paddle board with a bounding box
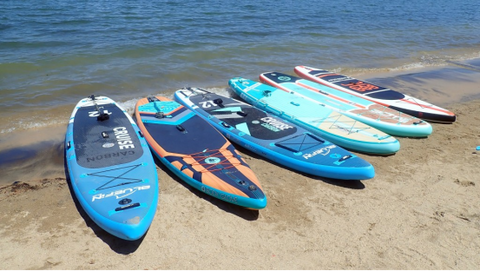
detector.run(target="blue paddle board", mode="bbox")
[174,88,375,180]
[229,78,400,155]
[135,96,266,209]
[64,95,159,241]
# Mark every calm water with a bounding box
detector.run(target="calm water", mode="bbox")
[1,0,480,134]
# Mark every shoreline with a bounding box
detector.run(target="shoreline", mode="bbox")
[2,61,480,186]
[1,64,480,269]
[2,57,480,136]
[1,98,480,269]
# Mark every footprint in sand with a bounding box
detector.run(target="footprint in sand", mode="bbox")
[454,179,475,187]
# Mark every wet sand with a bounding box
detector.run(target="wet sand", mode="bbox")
[1,63,480,269]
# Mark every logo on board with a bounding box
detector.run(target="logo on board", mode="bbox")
[303,145,336,159]
[204,157,221,164]
[88,110,112,118]
[278,76,291,81]
[257,117,293,132]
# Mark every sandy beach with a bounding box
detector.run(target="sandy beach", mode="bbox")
[1,64,480,269]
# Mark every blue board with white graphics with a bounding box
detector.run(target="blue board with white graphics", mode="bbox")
[174,88,375,180]
[64,95,159,241]
[229,78,400,155]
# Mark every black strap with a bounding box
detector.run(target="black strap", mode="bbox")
[89,95,110,121]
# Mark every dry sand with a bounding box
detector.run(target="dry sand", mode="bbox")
[1,66,480,269]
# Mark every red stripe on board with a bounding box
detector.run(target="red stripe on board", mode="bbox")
[317,73,340,78]
[309,73,453,116]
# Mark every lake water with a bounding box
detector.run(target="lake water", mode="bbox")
[1,0,480,134]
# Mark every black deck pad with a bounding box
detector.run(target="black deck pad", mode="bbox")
[275,133,326,153]
[143,113,228,155]
[73,103,143,168]
[365,89,405,100]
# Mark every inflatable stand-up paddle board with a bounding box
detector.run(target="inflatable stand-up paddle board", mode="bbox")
[229,77,400,155]
[134,96,266,210]
[259,71,432,138]
[175,87,375,180]
[65,95,159,241]
[294,65,456,123]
